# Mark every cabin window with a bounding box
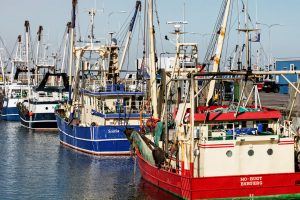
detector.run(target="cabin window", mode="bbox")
[227,124,233,129]
[267,149,273,155]
[248,149,254,156]
[22,90,28,97]
[212,124,224,130]
[226,150,232,157]
[246,121,254,128]
[290,64,295,71]
[47,92,53,97]
[241,121,247,128]
[256,120,268,132]
[123,98,130,107]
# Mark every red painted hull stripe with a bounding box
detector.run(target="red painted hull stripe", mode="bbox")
[199,143,234,146]
[199,144,234,148]
[279,141,294,143]
[278,143,294,145]
[200,145,234,148]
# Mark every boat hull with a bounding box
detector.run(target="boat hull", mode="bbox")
[1,107,20,121]
[19,112,57,130]
[56,115,138,155]
[137,151,300,199]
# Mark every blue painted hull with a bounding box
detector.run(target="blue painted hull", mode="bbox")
[1,107,20,121]
[56,115,137,155]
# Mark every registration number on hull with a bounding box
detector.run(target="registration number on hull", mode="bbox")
[240,176,263,186]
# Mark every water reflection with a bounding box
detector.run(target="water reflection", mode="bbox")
[0,121,178,200]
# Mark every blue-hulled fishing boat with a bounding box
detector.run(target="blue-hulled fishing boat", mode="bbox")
[55,0,148,155]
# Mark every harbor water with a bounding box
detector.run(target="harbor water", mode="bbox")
[0,121,177,200]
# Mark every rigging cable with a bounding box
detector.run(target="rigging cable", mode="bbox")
[76,6,82,42]
[0,36,12,60]
[135,11,143,64]
[115,8,134,42]
[9,39,18,62]
[223,0,234,71]
[154,0,165,54]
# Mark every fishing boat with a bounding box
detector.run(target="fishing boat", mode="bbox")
[16,25,69,130]
[17,72,69,130]
[125,0,300,199]
[1,83,29,121]
[1,21,32,121]
[55,0,149,155]
[129,97,300,199]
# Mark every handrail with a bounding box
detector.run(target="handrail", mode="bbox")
[96,99,145,114]
[85,79,145,93]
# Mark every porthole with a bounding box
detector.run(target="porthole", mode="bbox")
[248,149,254,156]
[45,107,48,110]
[267,148,273,155]
[226,150,233,157]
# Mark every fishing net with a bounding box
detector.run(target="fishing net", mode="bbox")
[130,131,155,165]
[154,122,163,146]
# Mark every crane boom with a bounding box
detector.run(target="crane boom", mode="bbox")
[118,1,141,73]
[206,0,231,106]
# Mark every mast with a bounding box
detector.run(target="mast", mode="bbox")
[244,0,250,71]
[206,0,231,106]
[230,45,239,70]
[61,22,72,73]
[190,73,195,173]
[35,25,43,84]
[160,25,185,120]
[68,0,77,103]
[17,35,22,61]
[25,20,30,89]
[0,53,5,88]
[10,35,22,83]
[119,0,141,72]
[88,8,96,47]
[148,0,158,119]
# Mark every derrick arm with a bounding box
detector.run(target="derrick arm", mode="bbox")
[206,0,231,106]
[118,0,141,73]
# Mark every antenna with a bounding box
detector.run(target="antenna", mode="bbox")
[166,21,188,44]
[86,8,97,46]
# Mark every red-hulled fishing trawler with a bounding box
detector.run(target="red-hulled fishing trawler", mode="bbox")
[126,0,300,199]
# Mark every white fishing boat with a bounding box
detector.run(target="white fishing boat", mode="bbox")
[1,21,32,121]
[17,25,69,130]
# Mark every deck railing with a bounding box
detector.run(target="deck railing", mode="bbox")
[197,122,280,141]
[96,99,146,114]
[85,79,145,93]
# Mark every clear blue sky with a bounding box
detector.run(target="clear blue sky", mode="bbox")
[0,0,299,64]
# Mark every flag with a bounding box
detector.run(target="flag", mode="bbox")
[249,33,260,42]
